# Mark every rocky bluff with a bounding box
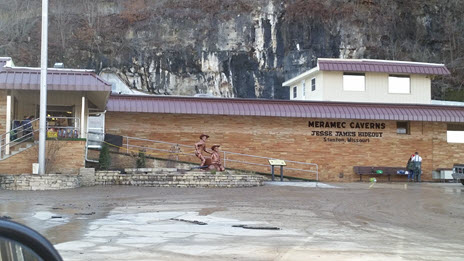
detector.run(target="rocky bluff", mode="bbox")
[1,0,463,100]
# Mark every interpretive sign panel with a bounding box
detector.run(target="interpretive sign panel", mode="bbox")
[269,160,286,166]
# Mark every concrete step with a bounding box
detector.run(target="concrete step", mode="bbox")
[9,141,34,150]
[125,168,178,174]
[12,142,34,153]
[127,168,237,173]
[0,142,36,161]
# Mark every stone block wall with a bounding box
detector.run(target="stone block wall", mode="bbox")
[78,167,95,186]
[0,174,80,190]
[0,168,264,190]
[105,112,464,182]
[95,170,264,187]
[95,171,131,185]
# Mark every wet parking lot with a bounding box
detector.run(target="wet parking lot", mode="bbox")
[1,182,464,260]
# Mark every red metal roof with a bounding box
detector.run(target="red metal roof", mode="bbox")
[107,95,464,123]
[318,59,450,75]
[0,66,111,92]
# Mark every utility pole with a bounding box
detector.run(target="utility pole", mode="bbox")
[39,0,48,174]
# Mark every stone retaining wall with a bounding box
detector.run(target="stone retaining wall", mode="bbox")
[0,174,80,190]
[78,167,96,187]
[0,168,264,190]
[95,170,264,188]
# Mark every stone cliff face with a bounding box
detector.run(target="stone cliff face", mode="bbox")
[1,0,463,100]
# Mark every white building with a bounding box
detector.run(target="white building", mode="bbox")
[282,58,450,104]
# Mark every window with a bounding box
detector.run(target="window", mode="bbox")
[311,78,316,91]
[36,105,77,132]
[343,73,365,91]
[389,75,410,94]
[293,86,297,99]
[447,124,464,143]
[302,82,306,98]
[397,122,410,134]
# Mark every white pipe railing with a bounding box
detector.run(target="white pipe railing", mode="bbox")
[45,117,80,138]
[0,117,81,160]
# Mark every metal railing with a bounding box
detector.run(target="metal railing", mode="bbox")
[86,132,319,181]
[0,117,80,160]
[45,117,80,139]
[0,118,40,159]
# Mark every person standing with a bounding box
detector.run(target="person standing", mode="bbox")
[406,154,415,182]
[194,134,211,167]
[412,152,422,182]
[21,116,33,140]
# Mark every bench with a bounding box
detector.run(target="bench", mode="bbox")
[353,166,407,182]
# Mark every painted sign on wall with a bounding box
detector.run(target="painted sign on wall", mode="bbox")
[308,121,385,143]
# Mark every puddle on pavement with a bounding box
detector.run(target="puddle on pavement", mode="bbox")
[53,204,464,261]
[0,201,112,244]
[55,207,302,259]
[264,181,339,188]
[198,207,227,216]
[443,187,464,195]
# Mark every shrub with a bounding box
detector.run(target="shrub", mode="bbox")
[98,144,111,170]
[136,150,146,168]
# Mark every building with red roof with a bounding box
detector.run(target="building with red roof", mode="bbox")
[1,57,464,182]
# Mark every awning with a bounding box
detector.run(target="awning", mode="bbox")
[107,95,464,123]
[0,67,111,92]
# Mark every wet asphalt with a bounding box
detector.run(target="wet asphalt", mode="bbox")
[1,182,464,260]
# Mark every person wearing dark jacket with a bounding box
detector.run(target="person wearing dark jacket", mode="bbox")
[412,152,423,182]
[21,116,34,140]
[406,154,415,182]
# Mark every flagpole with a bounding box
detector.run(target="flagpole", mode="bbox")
[38,0,48,174]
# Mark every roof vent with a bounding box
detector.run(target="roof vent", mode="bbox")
[53,62,64,68]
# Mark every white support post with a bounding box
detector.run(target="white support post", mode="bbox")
[81,96,85,138]
[38,0,48,175]
[5,95,11,155]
